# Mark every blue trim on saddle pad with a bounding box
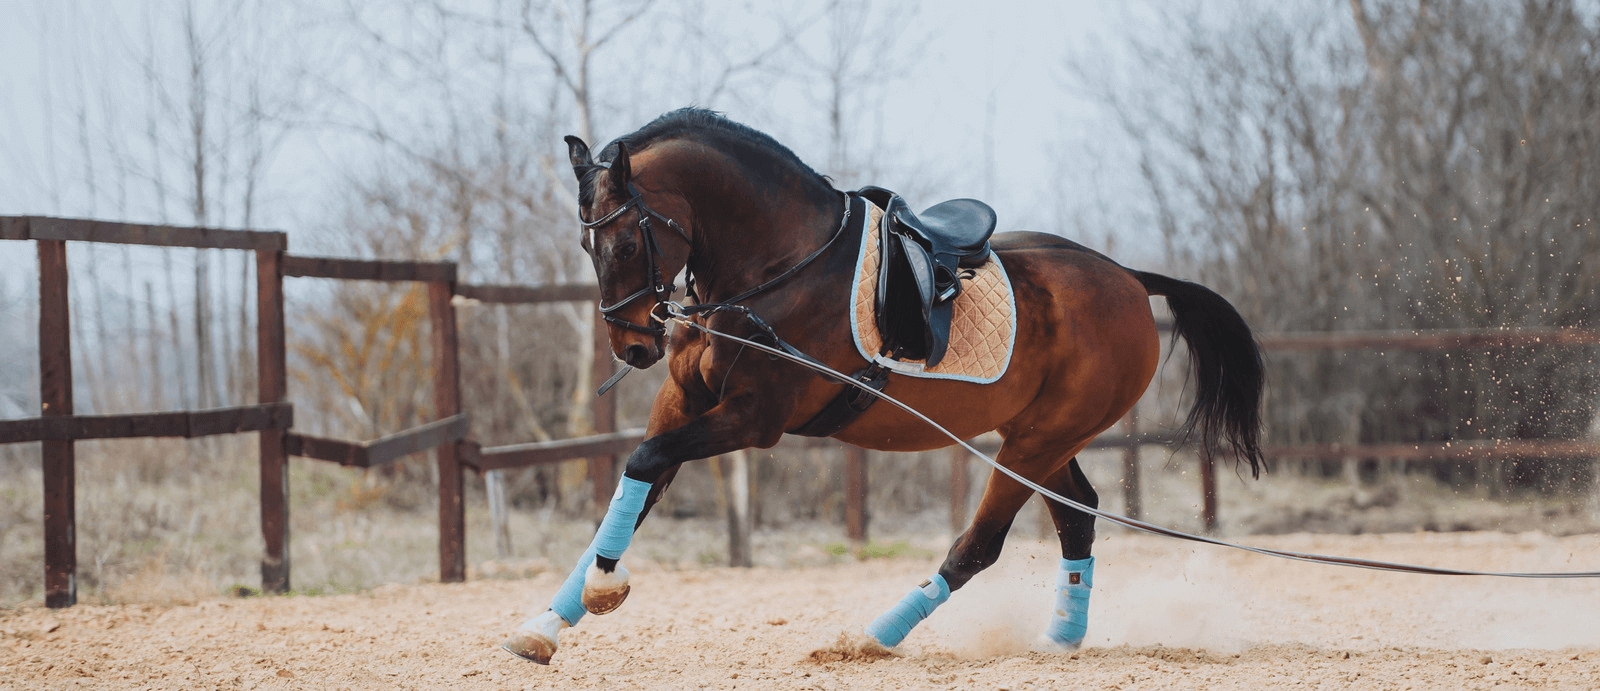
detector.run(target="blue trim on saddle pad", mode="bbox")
[847,198,1016,384]
[547,477,652,625]
[1045,556,1094,648]
[864,573,951,648]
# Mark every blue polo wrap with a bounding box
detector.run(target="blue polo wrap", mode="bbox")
[864,573,951,648]
[547,477,652,625]
[1045,556,1094,647]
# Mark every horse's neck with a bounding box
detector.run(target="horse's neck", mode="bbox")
[689,189,836,306]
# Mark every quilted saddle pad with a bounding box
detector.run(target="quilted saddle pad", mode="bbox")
[849,198,1016,383]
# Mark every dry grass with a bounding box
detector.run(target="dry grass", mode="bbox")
[2,439,1597,609]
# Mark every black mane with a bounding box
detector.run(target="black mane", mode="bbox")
[579,108,834,208]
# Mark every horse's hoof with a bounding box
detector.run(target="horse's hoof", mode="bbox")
[1031,633,1082,653]
[581,562,631,615]
[501,632,557,664]
[502,610,568,664]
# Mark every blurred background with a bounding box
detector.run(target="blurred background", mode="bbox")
[2,0,1599,605]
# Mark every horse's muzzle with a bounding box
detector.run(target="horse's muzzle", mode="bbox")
[621,341,661,369]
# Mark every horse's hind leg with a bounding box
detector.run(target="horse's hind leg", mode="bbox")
[1039,457,1099,650]
[863,468,1033,648]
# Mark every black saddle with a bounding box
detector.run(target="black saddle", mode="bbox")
[858,186,996,369]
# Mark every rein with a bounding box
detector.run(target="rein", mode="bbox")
[661,302,1600,580]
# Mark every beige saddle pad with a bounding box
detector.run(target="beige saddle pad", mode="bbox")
[849,199,1016,383]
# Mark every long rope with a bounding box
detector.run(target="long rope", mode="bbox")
[664,305,1600,579]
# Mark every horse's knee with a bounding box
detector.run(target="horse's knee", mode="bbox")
[622,438,673,483]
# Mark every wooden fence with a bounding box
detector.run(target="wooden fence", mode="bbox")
[1062,326,1600,535]
[3,216,575,607]
[0,214,888,607]
[6,214,1600,607]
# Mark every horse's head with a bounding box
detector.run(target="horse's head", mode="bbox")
[567,135,691,370]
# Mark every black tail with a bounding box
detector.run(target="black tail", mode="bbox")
[1134,271,1267,478]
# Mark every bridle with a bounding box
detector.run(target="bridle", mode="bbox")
[583,183,854,339]
[582,182,691,338]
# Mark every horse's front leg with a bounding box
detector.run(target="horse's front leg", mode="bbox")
[581,389,781,600]
[503,381,784,663]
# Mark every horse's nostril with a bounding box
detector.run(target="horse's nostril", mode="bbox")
[623,344,650,366]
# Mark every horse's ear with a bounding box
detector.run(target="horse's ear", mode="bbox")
[564,135,591,182]
[609,142,632,195]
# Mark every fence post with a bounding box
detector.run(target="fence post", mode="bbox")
[1200,452,1218,534]
[845,446,868,543]
[429,281,465,583]
[589,309,617,517]
[255,249,290,594]
[39,240,75,608]
[949,446,968,534]
[1122,406,1142,520]
[725,450,752,567]
[486,470,512,559]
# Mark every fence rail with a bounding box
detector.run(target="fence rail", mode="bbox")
[283,254,457,283]
[287,414,469,469]
[473,429,647,472]
[5,213,1599,609]
[1262,439,1600,461]
[1,215,286,250]
[1260,326,1600,350]
[0,403,293,444]
[455,282,599,304]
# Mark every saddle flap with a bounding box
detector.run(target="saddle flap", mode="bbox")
[851,191,1017,383]
[876,231,937,362]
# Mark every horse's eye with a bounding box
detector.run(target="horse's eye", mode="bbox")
[615,241,638,261]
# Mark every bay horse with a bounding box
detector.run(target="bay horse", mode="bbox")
[503,108,1264,663]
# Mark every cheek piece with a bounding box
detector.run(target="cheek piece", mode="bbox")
[1044,556,1095,648]
[545,476,653,625]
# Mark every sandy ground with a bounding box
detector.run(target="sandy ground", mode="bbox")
[2,531,1599,690]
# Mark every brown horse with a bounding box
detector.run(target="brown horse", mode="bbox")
[502,108,1264,663]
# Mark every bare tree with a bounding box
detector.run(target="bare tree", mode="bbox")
[1082,0,1600,495]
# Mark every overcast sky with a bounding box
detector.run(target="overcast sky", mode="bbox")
[0,0,1171,337]
[2,1,1150,224]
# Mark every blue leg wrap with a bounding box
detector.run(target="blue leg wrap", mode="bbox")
[547,477,652,625]
[548,545,597,626]
[1045,556,1094,648]
[593,477,652,559]
[864,574,951,648]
